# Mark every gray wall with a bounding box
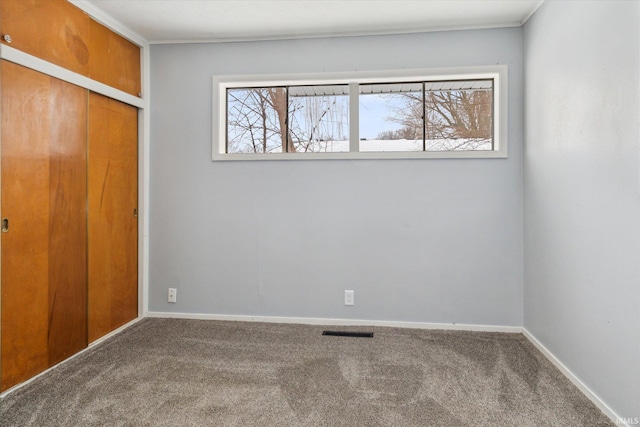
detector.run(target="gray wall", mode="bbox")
[523,1,640,419]
[149,28,524,326]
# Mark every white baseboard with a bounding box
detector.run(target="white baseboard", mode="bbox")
[522,328,627,427]
[0,317,142,399]
[145,311,522,333]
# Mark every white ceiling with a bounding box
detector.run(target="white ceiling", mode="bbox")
[80,0,543,44]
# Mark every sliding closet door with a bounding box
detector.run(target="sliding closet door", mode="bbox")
[1,61,87,391]
[88,93,138,343]
[47,75,89,367]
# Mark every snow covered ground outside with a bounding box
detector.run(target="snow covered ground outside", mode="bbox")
[230,138,493,153]
[234,138,492,153]
[355,138,490,152]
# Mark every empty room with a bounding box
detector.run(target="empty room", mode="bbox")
[0,0,638,425]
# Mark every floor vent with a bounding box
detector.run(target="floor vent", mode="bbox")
[322,330,374,338]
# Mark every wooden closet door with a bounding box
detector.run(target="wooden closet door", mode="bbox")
[47,77,89,367]
[1,61,88,391]
[88,93,138,343]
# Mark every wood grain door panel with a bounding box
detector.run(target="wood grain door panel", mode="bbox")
[88,93,138,343]
[47,78,88,366]
[1,61,88,390]
[1,61,51,391]
[88,19,141,97]
[0,0,91,76]
[0,0,141,97]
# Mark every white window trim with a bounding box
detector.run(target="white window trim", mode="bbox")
[212,65,508,161]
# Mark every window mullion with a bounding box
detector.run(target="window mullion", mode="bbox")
[422,82,426,152]
[349,82,359,153]
[491,79,496,151]
[285,86,290,153]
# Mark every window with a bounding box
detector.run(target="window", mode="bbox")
[214,66,507,160]
[227,85,349,154]
[227,87,286,154]
[288,85,349,153]
[359,82,423,152]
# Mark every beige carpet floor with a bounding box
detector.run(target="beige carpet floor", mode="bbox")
[0,318,613,426]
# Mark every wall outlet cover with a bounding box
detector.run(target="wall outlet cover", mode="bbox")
[345,290,354,306]
[168,288,177,303]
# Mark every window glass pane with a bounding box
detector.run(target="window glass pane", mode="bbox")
[226,87,286,153]
[359,83,423,152]
[288,85,349,153]
[425,80,493,151]
[223,77,497,157]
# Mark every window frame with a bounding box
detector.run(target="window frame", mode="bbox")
[213,65,508,161]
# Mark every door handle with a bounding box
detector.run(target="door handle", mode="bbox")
[1,218,8,232]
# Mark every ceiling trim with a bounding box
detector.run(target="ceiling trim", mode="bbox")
[520,0,545,26]
[70,0,149,46]
[147,21,524,45]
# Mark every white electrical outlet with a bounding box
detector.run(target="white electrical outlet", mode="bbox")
[168,288,177,303]
[344,290,354,306]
